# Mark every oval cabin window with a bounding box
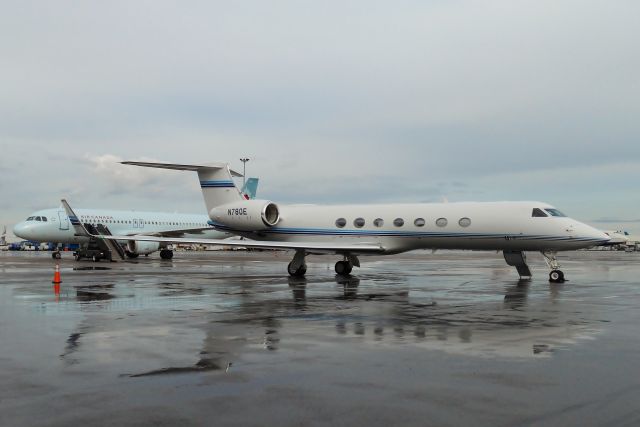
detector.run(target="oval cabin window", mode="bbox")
[459,217,471,227]
[335,218,347,228]
[394,218,405,227]
[373,218,384,227]
[354,218,365,228]
[436,218,448,227]
[414,218,425,227]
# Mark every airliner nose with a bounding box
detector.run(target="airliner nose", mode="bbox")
[13,222,31,240]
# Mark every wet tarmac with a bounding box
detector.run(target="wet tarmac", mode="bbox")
[1,250,639,426]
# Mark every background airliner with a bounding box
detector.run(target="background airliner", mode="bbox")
[74,161,610,282]
[13,178,258,260]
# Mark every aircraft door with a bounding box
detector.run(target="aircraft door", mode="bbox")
[139,218,144,229]
[133,219,139,228]
[58,211,69,230]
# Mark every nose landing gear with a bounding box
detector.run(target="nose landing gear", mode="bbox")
[542,251,565,283]
[549,269,565,282]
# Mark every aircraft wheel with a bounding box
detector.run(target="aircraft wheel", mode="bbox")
[335,261,353,275]
[52,252,62,260]
[125,251,139,259]
[287,262,307,277]
[549,270,565,283]
[160,249,174,260]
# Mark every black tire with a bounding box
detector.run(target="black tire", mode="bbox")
[335,261,353,275]
[549,270,565,283]
[160,249,174,260]
[125,251,139,259]
[344,262,353,275]
[52,252,61,260]
[288,262,307,277]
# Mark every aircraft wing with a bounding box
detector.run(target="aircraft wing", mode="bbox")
[80,232,385,254]
[124,227,219,238]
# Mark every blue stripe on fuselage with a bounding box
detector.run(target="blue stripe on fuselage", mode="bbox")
[206,221,601,243]
[200,180,235,188]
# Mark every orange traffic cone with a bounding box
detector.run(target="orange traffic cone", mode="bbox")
[52,264,62,284]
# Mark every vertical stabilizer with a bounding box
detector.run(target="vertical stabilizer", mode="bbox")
[196,164,245,213]
[121,162,245,214]
[241,178,259,200]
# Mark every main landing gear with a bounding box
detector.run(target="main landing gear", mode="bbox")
[334,260,352,275]
[160,249,173,260]
[287,250,307,277]
[542,251,565,283]
[286,251,361,277]
[335,255,359,275]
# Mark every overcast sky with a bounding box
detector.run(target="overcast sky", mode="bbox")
[1,0,639,239]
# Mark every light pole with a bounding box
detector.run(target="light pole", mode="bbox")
[240,158,250,189]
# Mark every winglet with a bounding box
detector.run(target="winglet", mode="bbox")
[61,199,93,237]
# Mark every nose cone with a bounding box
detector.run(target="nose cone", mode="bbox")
[13,222,32,240]
[593,229,612,245]
[579,223,611,246]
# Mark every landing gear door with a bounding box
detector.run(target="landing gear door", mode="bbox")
[58,211,69,230]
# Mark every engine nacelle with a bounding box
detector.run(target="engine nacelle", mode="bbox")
[209,199,280,231]
[127,240,161,255]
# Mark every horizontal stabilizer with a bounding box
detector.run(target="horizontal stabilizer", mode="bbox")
[121,161,243,177]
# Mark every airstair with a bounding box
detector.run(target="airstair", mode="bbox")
[94,224,127,260]
[73,224,126,261]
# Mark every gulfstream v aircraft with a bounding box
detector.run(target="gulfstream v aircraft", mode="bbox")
[14,178,258,260]
[70,161,609,282]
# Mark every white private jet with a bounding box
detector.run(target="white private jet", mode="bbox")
[68,161,610,282]
[13,178,258,260]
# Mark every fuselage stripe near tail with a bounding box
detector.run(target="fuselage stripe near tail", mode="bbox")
[200,180,236,188]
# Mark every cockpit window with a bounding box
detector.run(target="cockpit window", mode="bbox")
[42,217,48,222]
[26,216,34,221]
[532,208,548,217]
[545,209,567,217]
[35,216,42,221]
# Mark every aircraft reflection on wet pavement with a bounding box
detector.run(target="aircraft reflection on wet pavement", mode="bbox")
[53,272,603,378]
